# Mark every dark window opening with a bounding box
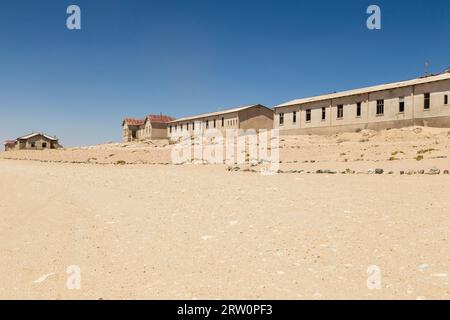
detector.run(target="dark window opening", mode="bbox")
[424,93,430,109]
[377,99,384,115]
[222,117,224,127]
[214,119,216,128]
[279,113,284,125]
[293,111,297,124]
[206,120,209,129]
[322,107,326,120]
[306,109,311,122]
[42,142,47,148]
[445,95,448,105]
[356,102,362,117]
[337,105,344,119]
[399,97,405,113]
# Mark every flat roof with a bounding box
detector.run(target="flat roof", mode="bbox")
[275,72,450,109]
[170,104,264,123]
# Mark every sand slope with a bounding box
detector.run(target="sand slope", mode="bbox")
[1,126,450,174]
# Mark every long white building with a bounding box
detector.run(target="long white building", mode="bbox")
[274,72,450,134]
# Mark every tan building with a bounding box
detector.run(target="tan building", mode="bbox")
[168,104,274,138]
[4,133,61,151]
[274,72,450,135]
[4,140,16,152]
[122,114,175,142]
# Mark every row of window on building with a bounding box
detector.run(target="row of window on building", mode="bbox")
[169,117,238,133]
[279,93,449,125]
[29,142,48,148]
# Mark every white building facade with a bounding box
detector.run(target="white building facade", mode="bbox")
[274,72,450,135]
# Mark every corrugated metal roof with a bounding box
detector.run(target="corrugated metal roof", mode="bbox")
[17,133,58,141]
[275,72,450,109]
[170,104,262,123]
[4,140,16,145]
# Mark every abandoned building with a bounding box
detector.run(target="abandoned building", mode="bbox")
[4,140,16,152]
[167,104,274,139]
[274,72,450,135]
[4,133,61,151]
[122,114,175,142]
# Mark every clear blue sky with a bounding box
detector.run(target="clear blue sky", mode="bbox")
[0,0,449,146]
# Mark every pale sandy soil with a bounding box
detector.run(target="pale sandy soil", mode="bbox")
[278,126,450,174]
[0,140,172,165]
[0,127,450,300]
[1,126,450,174]
[0,160,450,300]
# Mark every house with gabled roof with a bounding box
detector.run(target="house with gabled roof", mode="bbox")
[122,114,175,142]
[4,133,62,151]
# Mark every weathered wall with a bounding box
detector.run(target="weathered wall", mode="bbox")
[276,78,450,135]
[123,124,140,142]
[238,105,274,131]
[168,112,240,138]
[151,122,169,139]
[17,135,58,150]
[4,144,16,152]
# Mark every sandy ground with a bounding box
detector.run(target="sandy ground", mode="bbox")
[1,126,450,300]
[1,161,450,300]
[1,126,450,174]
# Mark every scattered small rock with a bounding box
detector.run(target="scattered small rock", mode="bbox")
[368,168,384,174]
[427,167,440,175]
[413,127,423,134]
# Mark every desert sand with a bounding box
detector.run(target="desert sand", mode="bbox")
[1,126,450,299]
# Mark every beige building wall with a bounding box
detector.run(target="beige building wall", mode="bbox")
[16,135,59,150]
[238,105,274,131]
[275,78,450,135]
[413,79,450,123]
[141,121,152,140]
[122,124,141,142]
[151,122,169,139]
[169,112,240,138]
[4,144,16,151]
[123,121,170,142]
[168,105,274,139]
